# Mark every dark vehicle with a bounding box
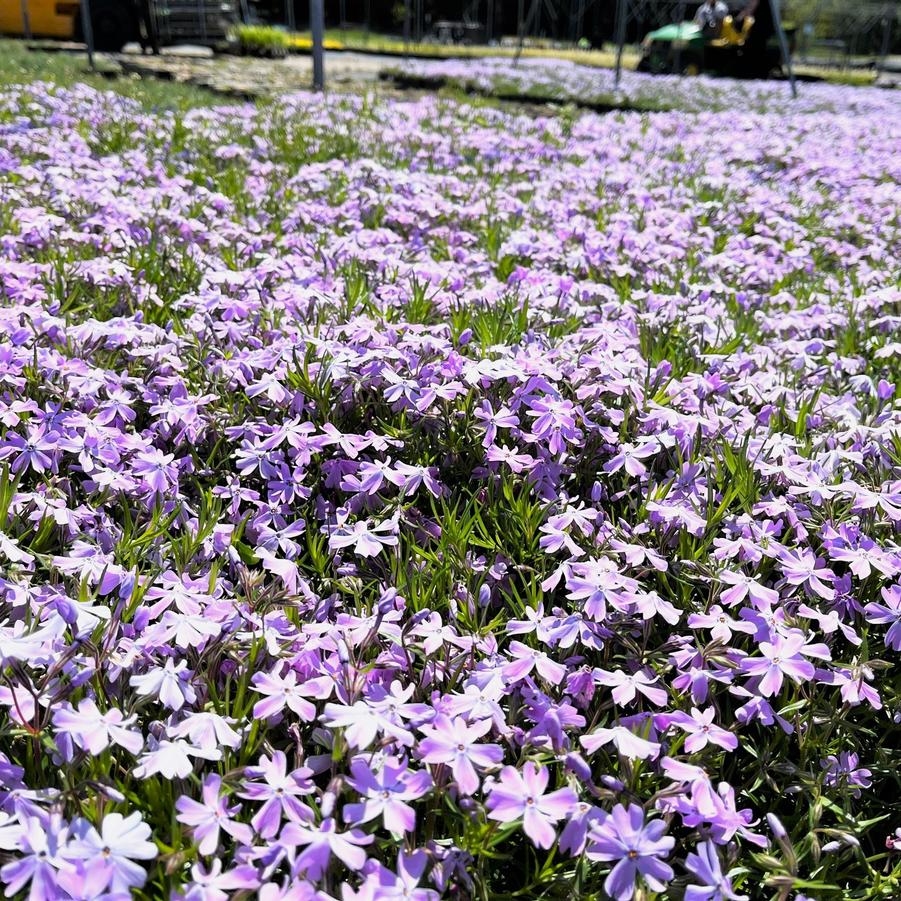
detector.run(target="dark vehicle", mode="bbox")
[150,0,239,49]
[1,0,239,52]
[637,1,795,78]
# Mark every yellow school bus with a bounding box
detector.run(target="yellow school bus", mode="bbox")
[0,0,142,50]
[0,1,80,40]
[0,1,239,52]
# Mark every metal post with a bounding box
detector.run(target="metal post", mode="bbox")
[79,0,96,70]
[515,0,525,63]
[513,0,541,66]
[878,11,893,72]
[286,0,295,33]
[310,0,324,90]
[673,0,686,74]
[20,0,32,41]
[614,0,627,89]
[487,0,494,43]
[404,0,411,51]
[338,0,346,33]
[769,0,796,98]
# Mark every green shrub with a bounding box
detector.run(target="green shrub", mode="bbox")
[232,24,291,58]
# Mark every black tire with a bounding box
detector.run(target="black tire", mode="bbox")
[74,1,138,52]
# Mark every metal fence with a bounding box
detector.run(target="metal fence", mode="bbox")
[150,0,238,45]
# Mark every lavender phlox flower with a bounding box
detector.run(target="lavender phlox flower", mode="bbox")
[559,801,606,856]
[279,817,373,881]
[129,658,197,711]
[473,401,518,447]
[688,605,756,642]
[234,435,284,478]
[175,774,253,855]
[142,571,210,619]
[131,448,178,494]
[739,628,830,697]
[247,373,291,405]
[55,858,130,901]
[0,814,70,900]
[829,538,899,580]
[594,668,668,707]
[51,542,125,595]
[545,610,606,651]
[0,532,34,567]
[683,782,766,847]
[0,427,58,474]
[561,557,638,622]
[180,860,261,901]
[585,803,674,901]
[132,737,221,779]
[485,761,577,849]
[321,696,417,751]
[52,699,144,755]
[669,707,738,753]
[66,812,157,893]
[328,515,400,558]
[343,756,432,834]
[239,750,315,839]
[256,519,307,558]
[502,640,567,685]
[821,752,872,798]
[604,438,659,477]
[153,611,222,650]
[822,666,882,709]
[684,840,748,901]
[417,714,503,795]
[717,570,780,608]
[628,589,681,625]
[778,548,835,600]
[257,877,328,901]
[525,397,581,454]
[444,679,508,731]
[608,538,667,571]
[485,443,535,473]
[646,500,706,537]
[796,602,861,646]
[864,584,901,650]
[580,724,661,760]
[252,669,319,722]
[166,711,242,751]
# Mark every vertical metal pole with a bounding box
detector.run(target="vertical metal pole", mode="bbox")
[79,0,96,70]
[673,0,686,73]
[20,0,32,41]
[769,0,796,98]
[286,0,295,32]
[198,0,208,43]
[614,0,627,89]
[338,0,346,32]
[878,12,893,71]
[515,0,525,62]
[404,0,411,51]
[310,0,324,90]
[515,0,538,64]
[486,0,493,43]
